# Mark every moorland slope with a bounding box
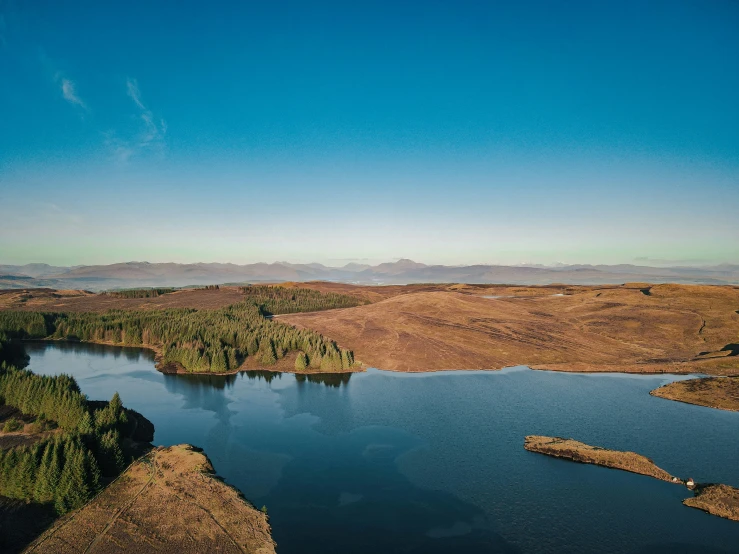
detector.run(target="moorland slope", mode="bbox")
[24,444,276,554]
[281,283,739,374]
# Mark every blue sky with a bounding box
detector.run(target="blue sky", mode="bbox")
[1,0,737,267]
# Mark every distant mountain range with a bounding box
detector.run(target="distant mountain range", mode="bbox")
[1,259,738,291]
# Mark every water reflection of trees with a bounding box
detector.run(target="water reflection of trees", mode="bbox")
[162,373,236,425]
[243,370,282,383]
[162,369,351,390]
[294,373,352,388]
[165,373,238,390]
[21,340,156,363]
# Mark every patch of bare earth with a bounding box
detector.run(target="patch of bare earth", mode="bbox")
[0,405,58,451]
[24,444,276,554]
[650,377,739,412]
[281,283,739,375]
[684,484,739,522]
[523,436,678,482]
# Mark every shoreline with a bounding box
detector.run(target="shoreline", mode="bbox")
[23,338,734,378]
[21,338,367,377]
[649,377,739,412]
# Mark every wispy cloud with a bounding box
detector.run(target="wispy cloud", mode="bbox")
[60,77,86,108]
[126,78,146,110]
[126,77,166,148]
[104,78,166,164]
[37,48,88,111]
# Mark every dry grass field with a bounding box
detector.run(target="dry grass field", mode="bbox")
[281,283,739,374]
[24,444,276,554]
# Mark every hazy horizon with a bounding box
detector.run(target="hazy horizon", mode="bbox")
[1,1,738,267]
[3,258,739,269]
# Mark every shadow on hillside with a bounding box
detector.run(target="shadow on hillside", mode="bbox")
[720,343,739,356]
[0,497,56,554]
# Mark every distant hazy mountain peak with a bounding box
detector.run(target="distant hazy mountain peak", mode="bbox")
[0,259,737,290]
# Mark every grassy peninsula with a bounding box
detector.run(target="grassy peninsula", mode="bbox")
[25,444,276,554]
[684,484,739,523]
[523,436,678,482]
[650,377,739,412]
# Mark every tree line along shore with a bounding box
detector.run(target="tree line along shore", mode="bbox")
[0,286,365,375]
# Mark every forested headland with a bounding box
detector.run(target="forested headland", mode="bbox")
[102,288,176,298]
[0,286,362,374]
[239,285,366,315]
[0,336,149,516]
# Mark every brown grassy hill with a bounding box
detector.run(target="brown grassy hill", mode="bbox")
[3,282,737,375]
[281,284,739,374]
[24,444,275,554]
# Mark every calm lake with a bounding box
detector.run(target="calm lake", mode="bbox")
[25,342,739,553]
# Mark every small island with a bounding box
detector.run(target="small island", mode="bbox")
[25,444,276,554]
[524,436,739,523]
[523,436,678,482]
[650,377,739,412]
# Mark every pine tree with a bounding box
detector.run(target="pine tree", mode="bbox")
[97,429,125,476]
[55,441,91,514]
[84,447,102,494]
[295,352,308,371]
[110,392,123,415]
[34,441,56,503]
[212,350,228,373]
[18,446,39,498]
[78,410,94,435]
[260,341,277,366]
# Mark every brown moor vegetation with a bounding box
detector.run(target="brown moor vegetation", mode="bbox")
[281,283,739,374]
[523,436,678,482]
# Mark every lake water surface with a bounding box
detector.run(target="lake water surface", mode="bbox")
[25,342,739,553]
